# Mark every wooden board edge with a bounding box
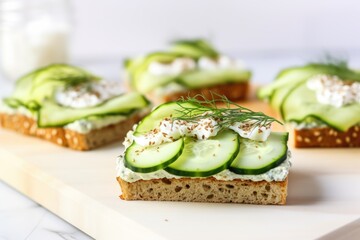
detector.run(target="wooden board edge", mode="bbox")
[0,148,165,240]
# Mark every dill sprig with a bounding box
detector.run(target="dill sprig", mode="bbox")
[309,54,348,68]
[39,67,101,89]
[305,54,360,82]
[173,93,282,130]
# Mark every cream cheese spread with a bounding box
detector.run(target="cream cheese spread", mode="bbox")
[307,74,360,107]
[292,121,326,129]
[65,106,151,134]
[55,81,124,108]
[291,117,327,130]
[292,120,360,130]
[152,82,187,98]
[116,151,291,183]
[0,99,129,134]
[0,100,36,118]
[64,115,127,134]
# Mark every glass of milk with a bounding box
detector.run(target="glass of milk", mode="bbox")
[0,0,72,80]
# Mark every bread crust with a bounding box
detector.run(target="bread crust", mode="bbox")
[294,125,360,148]
[117,176,288,205]
[0,113,141,150]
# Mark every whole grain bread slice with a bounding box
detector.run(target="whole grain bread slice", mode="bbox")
[117,176,288,205]
[0,113,142,150]
[294,125,360,148]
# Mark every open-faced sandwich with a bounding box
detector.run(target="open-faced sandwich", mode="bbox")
[116,95,290,204]
[124,39,251,104]
[0,64,150,150]
[258,60,360,148]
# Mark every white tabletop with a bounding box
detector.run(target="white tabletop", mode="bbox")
[0,63,94,239]
[1,54,360,240]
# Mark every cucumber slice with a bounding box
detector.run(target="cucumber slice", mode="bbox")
[165,130,240,177]
[282,83,360,131]
[170,39,218,58]
[229,132,288,175]
[270,81,304,117]
[258,63,360,101]
[134,69,251,93]
[131,52,181,90]
[2,98,23,108]
[38,92,149,127]
[32,64,99,89]
[258,66,325,102]
[30,81,65,104]
[257,63,360,101]
[134,101,198,136]
[125,138,184,173]
[12,64,99,104]
[178,69,251,89]
[124,57,146,88]
[2,98,40,112]
[134,72,177,93]
[31,64,98,104]
[12,67,45,103]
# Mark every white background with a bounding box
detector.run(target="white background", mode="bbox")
[71,0,360,59]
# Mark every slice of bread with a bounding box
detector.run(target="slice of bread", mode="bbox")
[294,125,360,148]
[117,176,288,205]
[146,82,249,105]
[0,113,142,150]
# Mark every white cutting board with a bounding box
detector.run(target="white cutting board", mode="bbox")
[1,99,360,240]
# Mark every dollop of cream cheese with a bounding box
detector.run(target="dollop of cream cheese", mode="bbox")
[198,55,245,71]
[133,116,272,147]
[147,55,245,76]
[55,81,124,108]
[307,74,360,107]
[229,121,271,142]
[148,58,196,76]
[116,151,291,183]
[133,117,220,146]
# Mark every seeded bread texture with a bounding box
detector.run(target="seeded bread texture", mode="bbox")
[0,113,141,150]
[145,82,249,105]
[117,176,288,205]
[294,125,360,148]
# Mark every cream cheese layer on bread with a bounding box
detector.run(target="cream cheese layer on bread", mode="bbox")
[0,101,35,118]
[0,101,128,134]
[64,106,152,134]
[116,150,291,183]
[117,95,291,182]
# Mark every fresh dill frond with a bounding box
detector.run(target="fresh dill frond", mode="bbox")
[306,54,360,81]
[37,66,101,89]
[173,92,282,130]
[311,54,348,68]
